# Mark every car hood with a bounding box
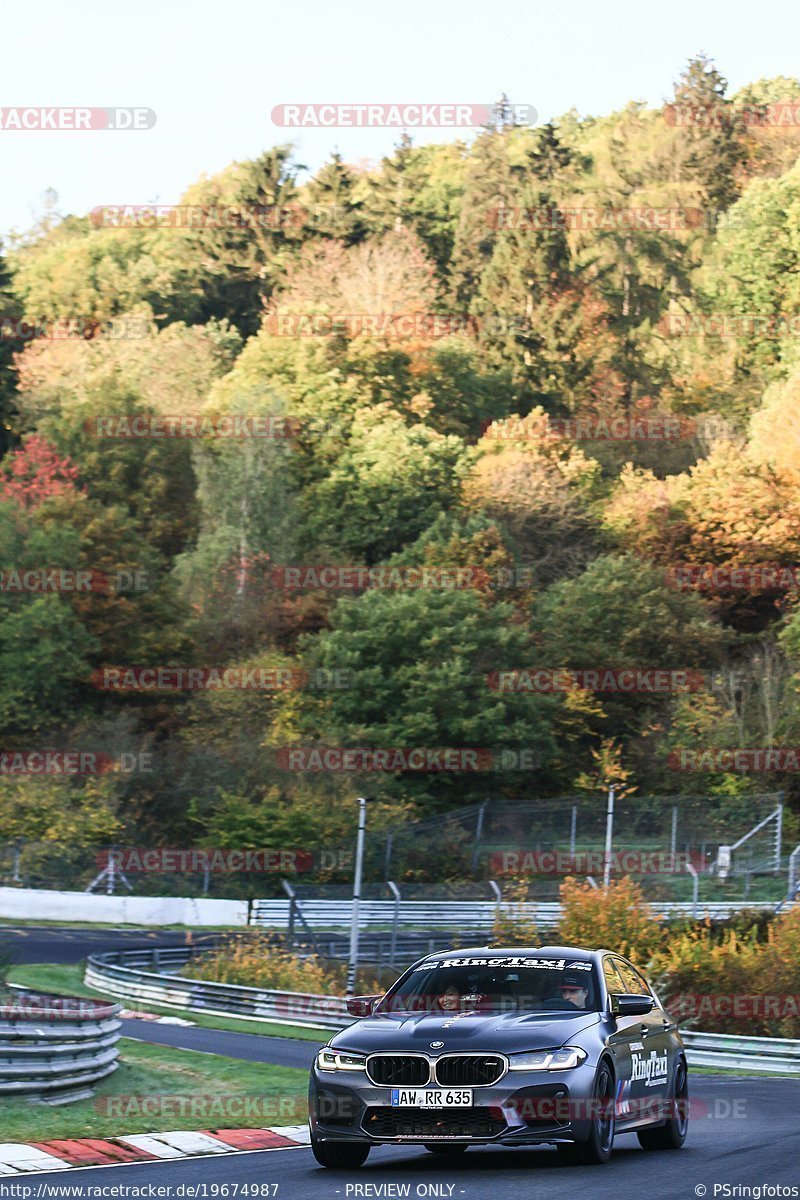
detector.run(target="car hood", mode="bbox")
[330,1009,602,1054]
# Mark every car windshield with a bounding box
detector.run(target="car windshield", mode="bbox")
[376,954,601,1015]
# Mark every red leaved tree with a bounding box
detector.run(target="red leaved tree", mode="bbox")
[0,435,83,510]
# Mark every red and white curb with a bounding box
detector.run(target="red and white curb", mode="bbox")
[0,1127,310,1173]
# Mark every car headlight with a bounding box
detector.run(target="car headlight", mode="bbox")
[316,1048,367,1072]
[507,1046,587,1071]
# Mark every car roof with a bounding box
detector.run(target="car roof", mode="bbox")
[420,945,609,962]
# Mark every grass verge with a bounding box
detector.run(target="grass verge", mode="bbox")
[0,1039,309,1141]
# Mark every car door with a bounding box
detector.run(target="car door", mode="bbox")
[613,957,672,1119]
[601,956,639,1126]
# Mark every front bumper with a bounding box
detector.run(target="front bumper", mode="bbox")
[308,1061,600,1146]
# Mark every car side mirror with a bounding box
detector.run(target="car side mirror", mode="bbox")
[345,994,382,1017]
[611,992,655,1017]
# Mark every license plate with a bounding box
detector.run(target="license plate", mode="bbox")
[390,1089,473,1107]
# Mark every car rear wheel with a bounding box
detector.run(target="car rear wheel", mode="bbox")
[424,1143,469,1155]
[570,1062,616,1165]
[311,1136,370,1168]
[637,1059,689,1151]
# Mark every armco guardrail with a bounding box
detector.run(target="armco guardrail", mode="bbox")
[85,950,800,1071]
[250,898,795,931]
[0,992,121,1101]
[681,1031,800,1074]
[85,949,348,1029]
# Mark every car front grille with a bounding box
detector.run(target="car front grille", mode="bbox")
[435,1054,506,1086]
[363,1106,507,1140]
[366,1055,430,1086]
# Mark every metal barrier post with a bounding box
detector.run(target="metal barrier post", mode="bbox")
[387,881,401,967]
[684,862,699,918]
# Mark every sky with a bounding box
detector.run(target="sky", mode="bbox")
[2,0,800,238]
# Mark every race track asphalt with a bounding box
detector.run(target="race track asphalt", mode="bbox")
[1,924,220,964]
[120,1017,325,1067]
[6,1076,799,1197]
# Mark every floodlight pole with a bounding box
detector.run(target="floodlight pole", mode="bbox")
[602,786,615,889]
[347,797,368,994]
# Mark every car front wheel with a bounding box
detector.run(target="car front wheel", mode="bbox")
[311,1136,370,1168]
[565,1062,616,1165]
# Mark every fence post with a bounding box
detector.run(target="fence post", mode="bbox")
[471,802,488,873]
[670,806,678,861]
[387,881,401,968]
[282,879,297,941]
[488,878,502,934]
[11,840,22,884]
[569,806,577,858]
[787,846,800,901]
[775,803,784,872]
[384,835,393,881]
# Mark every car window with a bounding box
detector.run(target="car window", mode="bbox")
[602,957,627,997]
[613,958,645,993]
[376,957,601,1013]
[630,964,656,1000]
